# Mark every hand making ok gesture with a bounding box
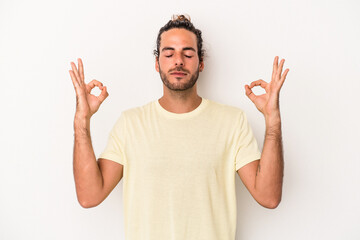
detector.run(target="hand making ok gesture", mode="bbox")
[245,56,289,118]
[69,58,109,120]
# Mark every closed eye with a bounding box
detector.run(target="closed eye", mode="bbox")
[165,55,193,58]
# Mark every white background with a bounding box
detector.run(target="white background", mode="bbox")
[1,0,359,239]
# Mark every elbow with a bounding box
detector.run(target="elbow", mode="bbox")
[253,186,283,209]
[78,197,101,209]
[79,201,95,209]
[79,200,95,209]
[259,196,281,209]
[263,199,281,209]
[75,189,104,208]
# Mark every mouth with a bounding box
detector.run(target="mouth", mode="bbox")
[170,71,188,77]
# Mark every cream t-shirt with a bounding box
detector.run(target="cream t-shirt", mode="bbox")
[99,97,261,240]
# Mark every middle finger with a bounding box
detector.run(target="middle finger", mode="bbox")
[272,56,279,81]
[78,58,85,82]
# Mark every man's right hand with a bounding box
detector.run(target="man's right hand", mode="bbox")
[69,58,122,208]
[69,58,109,120]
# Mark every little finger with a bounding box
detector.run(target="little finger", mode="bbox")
[280,68,290,86]
[69,70,79,89]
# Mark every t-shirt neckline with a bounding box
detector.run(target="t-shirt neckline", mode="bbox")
[154,97,209,119]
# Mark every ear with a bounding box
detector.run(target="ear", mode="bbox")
[155,57,160,72]
[199,61,204,72]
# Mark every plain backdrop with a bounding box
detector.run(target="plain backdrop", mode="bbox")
[0,0,359,239]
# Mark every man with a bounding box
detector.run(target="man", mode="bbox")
[69,15,289,240]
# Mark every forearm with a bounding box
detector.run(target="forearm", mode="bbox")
[73,116,103,208]
[254,112,284,207]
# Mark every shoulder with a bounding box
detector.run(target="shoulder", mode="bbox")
[206,98,245,119]
[118,100,154,120]
[109,101,154,131]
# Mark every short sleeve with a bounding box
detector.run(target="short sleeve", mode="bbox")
[234,111,261,171]
[98,112,127,165]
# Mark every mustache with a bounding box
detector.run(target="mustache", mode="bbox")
[169,67,189,73]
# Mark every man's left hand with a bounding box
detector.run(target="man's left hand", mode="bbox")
[245,56,289,118]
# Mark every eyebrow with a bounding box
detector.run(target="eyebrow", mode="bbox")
[161,47,196,52]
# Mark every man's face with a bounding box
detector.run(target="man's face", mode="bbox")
[155,28,204,91]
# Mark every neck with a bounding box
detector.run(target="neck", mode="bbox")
[158,84,202,114]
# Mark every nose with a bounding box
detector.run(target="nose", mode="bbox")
[174,54,184,66]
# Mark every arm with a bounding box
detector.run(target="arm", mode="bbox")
[237,56,289,209]
[70,58,123,208]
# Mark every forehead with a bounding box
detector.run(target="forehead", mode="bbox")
[160,28,197,51]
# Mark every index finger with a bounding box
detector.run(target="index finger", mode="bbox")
[86,79,103,93]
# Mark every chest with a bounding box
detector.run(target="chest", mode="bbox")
[124,119,234,176]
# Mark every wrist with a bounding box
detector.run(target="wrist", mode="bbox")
[74,115,91,136]
[264,111,282,137]
[74,111,91,121]
[264,111,281,125]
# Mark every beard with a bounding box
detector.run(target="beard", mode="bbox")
[159,65,200,91]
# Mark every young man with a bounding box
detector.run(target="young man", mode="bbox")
[69,15,289,240]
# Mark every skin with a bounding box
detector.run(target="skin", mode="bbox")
[239,56,289,209]
[69,59,123,208]
[69,27,289,209]
[155,28,204,113]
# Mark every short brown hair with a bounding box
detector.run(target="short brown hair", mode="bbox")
[153,14,205,63]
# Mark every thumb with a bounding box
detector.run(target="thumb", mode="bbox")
[97,86,109,103]
[245,85,256,103]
